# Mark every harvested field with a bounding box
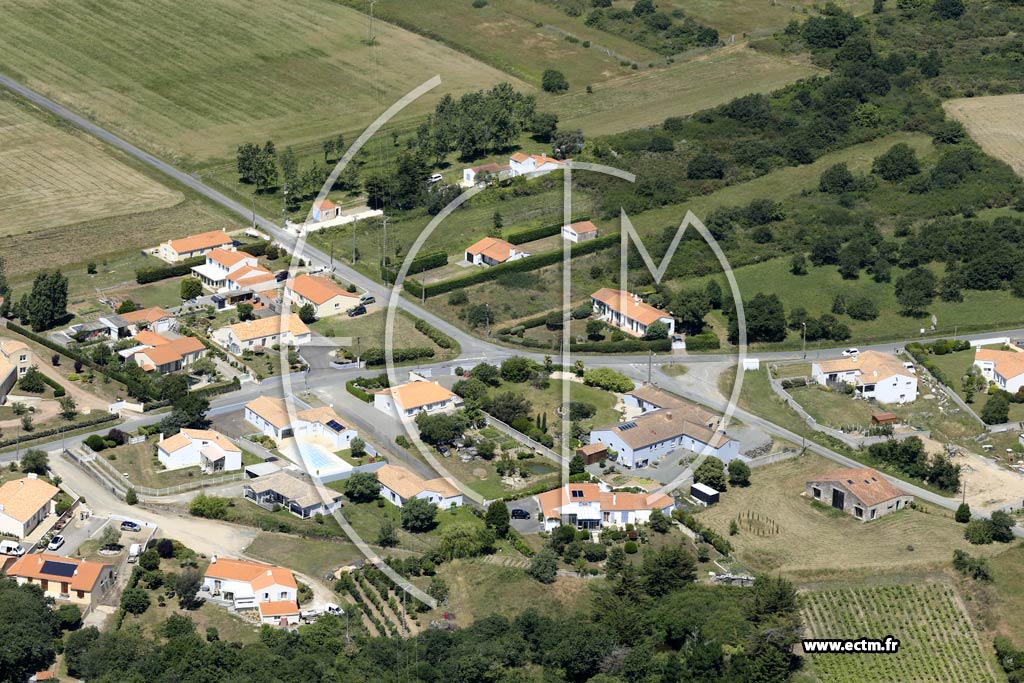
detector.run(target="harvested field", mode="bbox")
[944,95,1024,178]
[0,92,182,239]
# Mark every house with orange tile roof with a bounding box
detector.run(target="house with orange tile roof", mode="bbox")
[0,474,59,539]
[509,152,566,178]
[284,274,359,318]
[7,553,114,611]
[812,350,917,404]
[118,306,174,334]
[973,348,1024,394]
[243,397,358,450]
[0,338,31,405]
[374,379,462,418]
[244,396,294,440]
[129,332,207,374]
[806,467,912,521]
[159,229,234,262]
[157,428,242,473]
[591,288,675,338]
[536,482,674,531]
[201,556,299,624]
[562,220,599,243]
[212,314,311,354]
[465,237,530,267]
[375,464,463,509]
[312,199,341,222]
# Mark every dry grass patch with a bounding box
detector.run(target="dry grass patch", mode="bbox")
[944,95,1024,178]
[697,454,1003,580]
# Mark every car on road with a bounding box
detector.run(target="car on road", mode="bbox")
[347,305,366,317]
[842,348,860,357]
[359,294,375,306]
[47,535,65,551]
[120,520,142,532]
[510,508,531,520]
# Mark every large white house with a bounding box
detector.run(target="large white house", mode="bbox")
[244,397,357,450]
[811,351,918,404]
[509,152,566,178]
[0,474,58,539]
[190,248,277,293]
[590,386,740,469]
[591,288,675,338]
[212,314,311,354]
[537,482,674,531]
[202,556,300,625]
[374,380,462,418]
[158,229,233,263]
[157,429,242,473]
[284,274,360,318]
[375,464,463,509]
[0,339,31,405]
[973,348,1024,394]
[464,237,530,267]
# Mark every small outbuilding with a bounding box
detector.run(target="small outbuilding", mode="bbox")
[690,482,719,507]
[805,467,913,521]
[575,443,607,466]
[871,412,899,426]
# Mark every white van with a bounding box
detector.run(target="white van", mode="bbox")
[0,540,25,556]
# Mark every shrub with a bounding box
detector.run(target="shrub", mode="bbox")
[623,541,638,554]
[414,319,455,349]
[583,368,634,393]
[541,69,569,93]
[685,333,720,351]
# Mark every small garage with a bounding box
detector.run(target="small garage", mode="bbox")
[690,482,720,507]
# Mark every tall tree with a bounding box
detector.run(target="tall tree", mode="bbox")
[26,271,68,331]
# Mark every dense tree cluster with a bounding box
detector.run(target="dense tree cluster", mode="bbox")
[866,436,960,491]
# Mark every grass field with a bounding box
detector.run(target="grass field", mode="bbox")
[99,440,262,489]
[556,44,820,135]
[244,532,369,580]
[0,92,182,239]
[697,454,1001,580]
[944,95,1024,179]
[986,542,1024,648]
[802,583,1000,683]
[0,0,519,164]
[309,308,460,362]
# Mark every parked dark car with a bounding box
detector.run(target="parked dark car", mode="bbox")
[120,520,142,532]
[510,509,531,520]
[275,270,289,282]
[347,305,367,317]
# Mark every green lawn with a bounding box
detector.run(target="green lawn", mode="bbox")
[244,531,367,580]
[125,590,262,645]
[339,498,485,554]
[100,440,262,490]
[921,348,1024,423]
[433,449,560,501]
[113,278,186,310]
[987,543,1024,649]
[485,378,621,430]
[309,308,459,362]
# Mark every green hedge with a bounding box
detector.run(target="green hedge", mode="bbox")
[141,377,241,412]
[407,234,619,298]
[239,241,270,257]
[569,338,672,353]
[362,347,436,366]
[346,380,373,403]
[382,251,448,282]
[506,220,573,245]
[414,318,454,349]
[136,255,206,284]
[40,373,66,398]
[684,333,720,351]
[0,412,118,449]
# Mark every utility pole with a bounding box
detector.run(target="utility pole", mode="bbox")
[329,243,334,272]
[368,0,377,44]
[647,350,653,385]
[485,303,491,338]
[381,215,389,286]
[801,322,807,360]
[251,196,257,231]
[281,187,289,229]
[352,219,358,263]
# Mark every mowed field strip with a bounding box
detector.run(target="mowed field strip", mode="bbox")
[944,95,1024,178]
[0,0,521,163]
[0,94,182,238]
[554,45,821,135]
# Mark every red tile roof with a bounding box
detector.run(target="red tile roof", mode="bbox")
[810,468,907,507]
[8,553,110,592]
[591,288,669,326]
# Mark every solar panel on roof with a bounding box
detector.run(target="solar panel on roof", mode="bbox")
[40,560,77,578]
[325,419,346,432]
[619,422,637,431]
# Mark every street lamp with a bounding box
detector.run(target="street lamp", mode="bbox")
[801,322,807,360]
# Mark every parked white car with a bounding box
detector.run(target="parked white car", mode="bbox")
[842,348,860,357]
[0,540,25,556]
[47,535,65,551]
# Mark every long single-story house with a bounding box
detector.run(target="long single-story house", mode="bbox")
[805,467,912,521]
[128,332,206,374]
[811,351,918,404]
[7,554,114,612]
[536,482,674,531]
[159,229,234,263]
[0,339,31,405]
[591,386,739,469]
[374,380,462,418]
[243,470,343,519]
[562,220,599,243]
[464,237,530,267]
[157,428,242,473]
[461,162,511,187]
[244,396,294,440]
[973,348,1024,394]
[0,474,59,539]
[591,288,675,338]
[509,152,566,178]
[375,464,463,509]
[202,556,299,625]
[212,314,311,354]
[284,274,360,318]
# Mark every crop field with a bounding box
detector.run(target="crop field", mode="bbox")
[555,45,820,135]
[0,93,182,238]
[802,583,999,683]
[662,0,874,37]
[0,0,517,164]
[944,95,1024,178]
[696,454,1002,579]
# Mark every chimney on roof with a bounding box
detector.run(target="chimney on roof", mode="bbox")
[211,555,218,564]
[665,411,673,421]
[27,473,37,480]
